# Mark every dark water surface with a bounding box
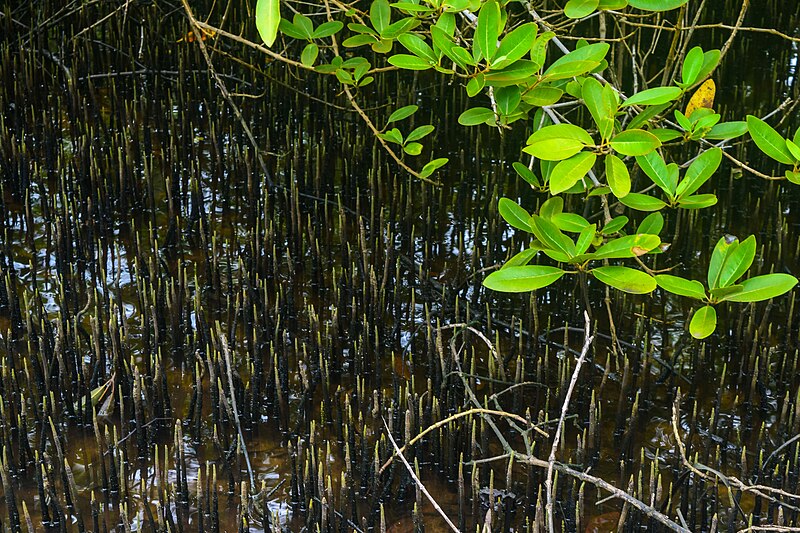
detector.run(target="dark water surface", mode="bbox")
[1,1,800,532]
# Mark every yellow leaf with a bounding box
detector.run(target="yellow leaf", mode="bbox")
[685,79,715,118]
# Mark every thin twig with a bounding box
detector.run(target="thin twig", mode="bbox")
[546,311,594,533]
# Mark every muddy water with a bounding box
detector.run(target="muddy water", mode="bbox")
[1,1,800,532]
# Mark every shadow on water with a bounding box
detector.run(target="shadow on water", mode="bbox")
[0,0,800,532]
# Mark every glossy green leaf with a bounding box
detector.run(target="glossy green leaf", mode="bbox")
[552,212,591,232]
[550,152,596,195]
[628,103,669,130]
[601,216,628,235]
[627,0,689,11]
[622,86,682,107]
[512,162,541,187]
[398,34,437,63]
[387,105,418,124]
[695,49,721,83]
[523,124,594,161]
[406,125,434,143]
[313,21,344,39]
[674,110,693,132]
[466,74,485,97]
[786,139,800,162]
[475,0,501,63]
[708,236,734,289]
[388,54,432,70]
[637,212,664,235]
[610,129,661,156]
[564,0,600,18]
[705,121,747,140]
[530,31,554,70]
[484,60,538,86]
[419,157,448,178]
[522,86,564,107]
[493,23,538,69]
[605,153,631,198]
[498,198,533,232]
[591,233,660,260]
[279,19,307,40]
[543,43,610,81]
[677,194,717,209]
[747,115,794,165]
[676,147,721,198]
[619,193,667,211]
[300,43,319,66]
[255,0,281,47]
[370,0,391,34]
[636,151,674,196]
[458,107,495,126]
[655,275,707,300]
[592,266,656,294]
[403,142,423,155]
[495,86,521,115]
[582,78,616,141]
[689,306,716,339]
[484,265,566,292]
[651,129,682,142]
[530,215,577,258]
[502,246,543,269]
[576,224,597,254]
[539,197,564,220]
[681,46,704,86]
[717,235,756,288]
[598,0,628,7]
[381,17,420,40]
[720,274,798,302]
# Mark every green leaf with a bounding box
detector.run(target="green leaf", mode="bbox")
[576,224,597,254]
[628,103,669,130]
[582,78,616,141]
[530,31,554,70]
[598,0,628,7]
[388,54,432,70]
[484,60,539,86]
[689,306,716,339]
[720,274,798,302]
[619,193,667,211]
[591,233,661,260]
[403,142,423,155]
[495,86,521,115]
[484,266,566,293]
[493,23,538,69]
[696,50,721,83]
[475,0,501,63]
[406,125,435,143]
[681,46,704,86]
[786,139,800,162]
[498,198,533,232]
[291,14,314,39]
[622,86,682,107]
[610,129,662,156]
[381,17,420,39]
[717,235,756,288]
[636,151,675,196]
[255,0,281,47]
[370,0,391,34]
[398,34,438,63]
[637,212,664,235]
[313,21,344,39]
[708,236,734,289]
[530,215,577,259]
[522,86,564,107]
[564,0,600,18]
[601,216,628,235]
[592,266,656,294]
[705,121,747,140]
[655,275,707,300]
[419,157,448,178]
[549,152,596,195]
[387,105,418,124]
[677,194,717,209]
[605,154,631,198]
[300,43,319,67]
[651,129,682,142]
[543,43,610,81]
[674,110,693,132]
[502,247,542,268]
[747,115,794,165]
[627,0,689,11]
[513,162,541,187]
[380,127,404,144]
[466,74,485,97]
[539,197,564,220]
[552,212,591,232]
[458,107,495,126]
[342,34,379,48]
[279,19,307,40]
[676,147,721,198]
[523,124,594,161]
